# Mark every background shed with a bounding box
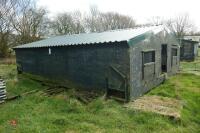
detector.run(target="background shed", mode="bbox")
[180,39,199,61]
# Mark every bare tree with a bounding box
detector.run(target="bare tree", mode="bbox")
[51,13,74,35]
[51,11,85,35]
[100,12,136,31]
[149,16,164,25]
[50,5,136,35]
[84,5,102,32]
[71,11,85,34]
[166,14,194,38]
[84,5,136,32]
[12,0,48,44]
[0,0,18,57]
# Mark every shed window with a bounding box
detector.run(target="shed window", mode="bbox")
[143,51,155,64]
[171,48,178,66]
[172,48,177,56]
[142,50,156,79]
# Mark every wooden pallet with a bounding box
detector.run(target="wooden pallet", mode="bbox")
[0,78,6,104]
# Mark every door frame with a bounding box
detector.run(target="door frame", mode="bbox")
[161,44,168,73]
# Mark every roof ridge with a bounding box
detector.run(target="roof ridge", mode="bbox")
[13,25,163,49]
[57,25,161,36]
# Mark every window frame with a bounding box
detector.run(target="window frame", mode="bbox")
[143,50,155,64]
[171,48,178,57]
[171,47,178,66]
[142,50,156,79]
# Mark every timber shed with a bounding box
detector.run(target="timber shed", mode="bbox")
[14,25,180,101]
[180,39,199,61]
[184,35,200,46]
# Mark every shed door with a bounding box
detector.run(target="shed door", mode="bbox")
[161,44,167,72]
[180,45,184,59]
[171,47,178,73]
[106,65,129,101]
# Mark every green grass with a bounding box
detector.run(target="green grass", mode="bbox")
[181,61,200,72]
[0,64,200,133]
[149,73,200,132]
[180,49,200,72]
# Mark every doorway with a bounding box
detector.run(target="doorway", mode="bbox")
[106,65,129,102]
[161,44,167,72]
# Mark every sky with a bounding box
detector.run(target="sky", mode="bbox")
[37,0,200,30]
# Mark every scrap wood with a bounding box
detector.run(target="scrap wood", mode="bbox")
[74,90,101,104]
[76,95,88,104]
[40,87,66,96]
[21,89,39,96]
[0,100,5,104]
[6,95,21,101]
[27,75,69,89]
[21,74,101,102]
[6,89,39,101]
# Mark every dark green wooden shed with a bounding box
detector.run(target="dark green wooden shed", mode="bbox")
[14,25,180,101]
[180,39,199,61]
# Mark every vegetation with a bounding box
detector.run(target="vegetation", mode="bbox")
[149,14,195,39]
[180,49,200,74]
[166,14,195,39]
[1,0,197,58]
[0,0,136,58]
[0,61,199,133]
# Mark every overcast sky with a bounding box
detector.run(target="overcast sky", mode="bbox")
[37,0,200,30]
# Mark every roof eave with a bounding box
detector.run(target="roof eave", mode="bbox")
[127,32,152,46]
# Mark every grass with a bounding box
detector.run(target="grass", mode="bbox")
[180,49,200,73]
[0,63,200,132]
[181,61,200,73]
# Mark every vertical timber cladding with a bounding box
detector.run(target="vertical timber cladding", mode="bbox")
[182,42,194,60]
[180,40,198,61]
[15,42,130,92]
[171,45,179,73]
[14,26,180,101]
[129,31,179,99]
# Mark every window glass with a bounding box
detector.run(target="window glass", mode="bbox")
[172,48,177,56]
[143,51,155,64]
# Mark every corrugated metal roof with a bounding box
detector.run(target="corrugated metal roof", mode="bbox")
[180,39,199,43]
[14,25,163,49]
